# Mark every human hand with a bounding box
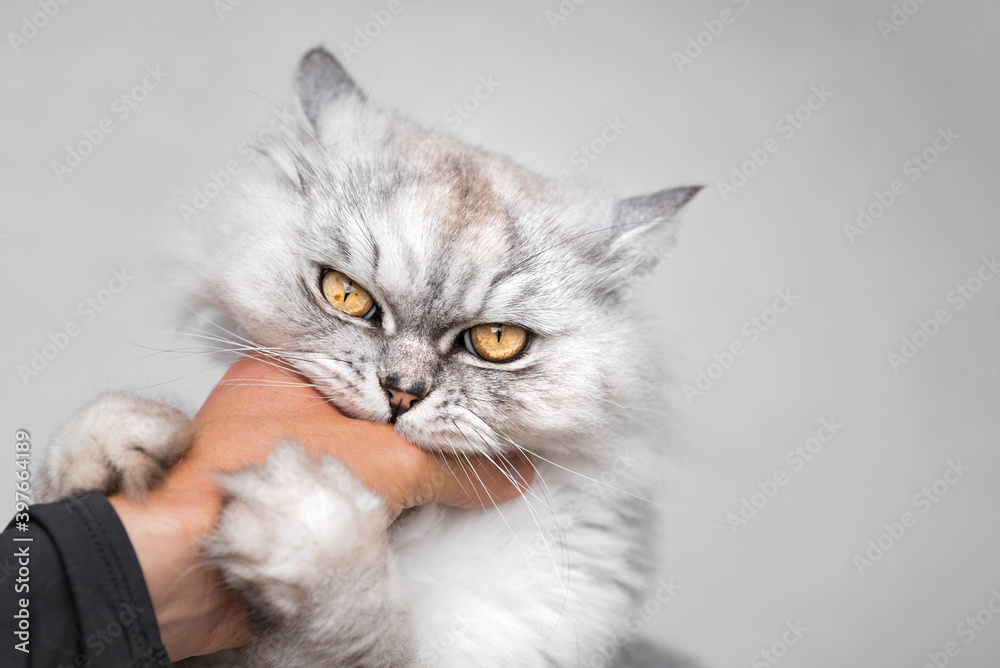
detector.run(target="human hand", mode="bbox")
[109,356,532,660]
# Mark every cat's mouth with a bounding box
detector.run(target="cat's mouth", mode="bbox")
[312,380,431,442]
[285,360,510,456]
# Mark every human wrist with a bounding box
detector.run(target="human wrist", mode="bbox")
[108,484,245,660]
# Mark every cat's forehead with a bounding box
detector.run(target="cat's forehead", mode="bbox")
[314,138,562,253]
[346,132,532,232]
[300,138,596,331]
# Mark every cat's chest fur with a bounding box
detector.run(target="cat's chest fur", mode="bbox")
[392,444,656,666]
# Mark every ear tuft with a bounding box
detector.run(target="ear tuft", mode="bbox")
[295,47,360,131]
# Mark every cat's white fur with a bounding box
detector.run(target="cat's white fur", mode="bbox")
[38,48,701,667]
[38,394,192,499]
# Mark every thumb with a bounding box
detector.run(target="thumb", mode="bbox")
[431,452,534,509]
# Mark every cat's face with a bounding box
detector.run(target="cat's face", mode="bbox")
[185,48,698,458]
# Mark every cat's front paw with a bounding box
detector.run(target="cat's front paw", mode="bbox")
[38,394,193,501]
[206,442,395,620]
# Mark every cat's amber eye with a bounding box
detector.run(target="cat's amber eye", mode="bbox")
[322,270,377,320]
[464,323,528,362]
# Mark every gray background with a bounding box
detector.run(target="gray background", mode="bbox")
[2,1,998,666]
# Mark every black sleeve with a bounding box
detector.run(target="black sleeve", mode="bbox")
[1,492,173,667]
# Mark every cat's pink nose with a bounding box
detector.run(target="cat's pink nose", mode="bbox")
[386,389,419,410]
[379,374,428,421]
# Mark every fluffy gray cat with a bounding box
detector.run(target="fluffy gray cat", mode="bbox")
[38,48,702,667]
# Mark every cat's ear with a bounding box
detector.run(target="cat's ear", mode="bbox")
[605,185,702,278]
[294,47,362,133]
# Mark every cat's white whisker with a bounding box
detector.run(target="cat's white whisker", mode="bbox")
[451,420,557,593]
[121,362,237,392]
[457,449,540,586]
[434,451,476,508]
[517,441,726,527]
[480,446,571,600]
[495,445,654,595]
[451,451,487,514]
